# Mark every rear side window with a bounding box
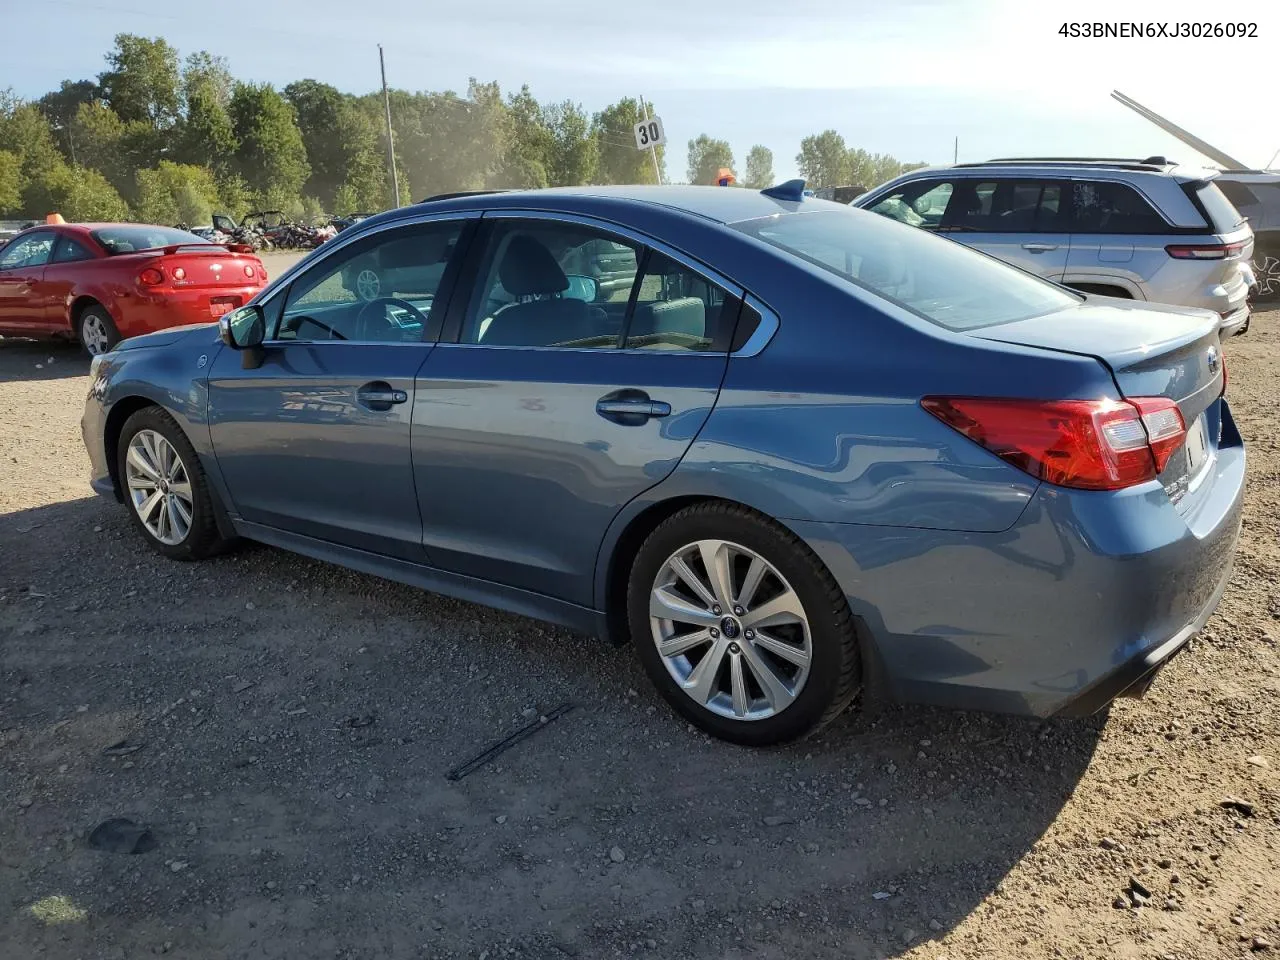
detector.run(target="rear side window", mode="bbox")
[1188,181,1247,233]
[91,226,207,254]
[944,180,1065,232]
[1068,182,1169,234]
[51,235,95,263]
[735,208,1079,331]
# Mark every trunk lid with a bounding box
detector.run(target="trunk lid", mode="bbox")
[971,297,1225,501]
[142,245,265,289]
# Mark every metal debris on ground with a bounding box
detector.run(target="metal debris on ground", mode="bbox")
[102,739,145,757]
[446,703,575,781]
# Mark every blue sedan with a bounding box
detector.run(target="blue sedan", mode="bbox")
[81,182,1244,745]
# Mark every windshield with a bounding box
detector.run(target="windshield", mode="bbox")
[91,226,209,254]
[734,208,1079,331]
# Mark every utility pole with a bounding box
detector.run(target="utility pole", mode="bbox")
[953,136,958,164]
[638,94,662,185]
[379,45,401,208]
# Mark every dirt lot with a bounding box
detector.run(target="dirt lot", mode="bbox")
[1,304,1277,960]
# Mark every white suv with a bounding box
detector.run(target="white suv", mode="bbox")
[854,157,1255,336]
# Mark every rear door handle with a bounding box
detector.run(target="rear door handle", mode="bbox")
[356,382,408,411]
[596,389,671,424]
[1021,242,1059,253]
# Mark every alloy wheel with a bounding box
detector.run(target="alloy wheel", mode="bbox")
[81,314,110,355]
[649,539,812,721]
[1254,254,1280,301]
[125,429,194,546]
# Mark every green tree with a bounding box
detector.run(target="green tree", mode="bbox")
[228,82,309,207]
[285,80,384,208]
[182,51,233,108]
[178,89,236,173]
[37,79,100,161]
[796,130,849,188]
[68,101,129,195]
[0,95,63,184]
[500,84,551,189]
[23,162,130,221]
[0,150,21,214]
[687,134,734,185]
[134,161,220,224]
[743,145,774,189]
[98,34,182,128]
[593,98,663,185]
[545,100,596,186]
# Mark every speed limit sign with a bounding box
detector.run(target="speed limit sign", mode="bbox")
[633,116,666,151]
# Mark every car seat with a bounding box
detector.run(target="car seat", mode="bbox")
[480,235,593,346]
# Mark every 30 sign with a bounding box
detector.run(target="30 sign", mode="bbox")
[633,116,666,151]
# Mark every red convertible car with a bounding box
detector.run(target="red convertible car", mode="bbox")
[0,223,267,355]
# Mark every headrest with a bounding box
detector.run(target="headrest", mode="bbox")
[498,234,568,297]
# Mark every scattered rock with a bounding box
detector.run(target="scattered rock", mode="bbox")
[102,739,144,757]
[169,860,188,873]
[1157,858,1172,869]
[1254,937,1272,952]
[609,846,625,863]
[232,679,255,694]
[1113,896,1129,910]
[929,918,944,931]
[495,815,507,825]
[1100,836,1125,852]
[872,891,891,900]
[521,707,538,720]
[1247,755,1271,769]
[244,601,255,611]
[762,815,793,827]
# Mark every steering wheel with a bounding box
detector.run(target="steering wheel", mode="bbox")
[353,297,429,341]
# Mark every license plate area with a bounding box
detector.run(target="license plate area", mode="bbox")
[209,297,239,317]
[1184,413,1211,479]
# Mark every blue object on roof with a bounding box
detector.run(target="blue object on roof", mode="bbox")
[760,179,807,202]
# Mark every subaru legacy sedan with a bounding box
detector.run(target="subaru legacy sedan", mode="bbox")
[81,183,1244,745]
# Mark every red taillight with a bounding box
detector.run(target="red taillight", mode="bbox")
[138,267,165,286]
[243,264,255,278]
[922,396,1187,490]
[1165,241,1246,260]
[172,267,186,281]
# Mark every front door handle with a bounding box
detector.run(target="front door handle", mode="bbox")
[356,382,408,411]
[1021,242,1059,253]
[596,389,671,425]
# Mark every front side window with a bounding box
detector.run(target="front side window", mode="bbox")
[276,221,463,343]
[1068,181,1170,234]
[736,208,1079,331]
[0,231,55,269]
[868,180,953,230]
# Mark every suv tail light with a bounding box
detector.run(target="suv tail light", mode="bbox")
[1165,241,1247,260]
[922,396,1186,490]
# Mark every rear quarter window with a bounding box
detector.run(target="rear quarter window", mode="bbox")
[1188,181,1247,233]
[735,208,1079,332]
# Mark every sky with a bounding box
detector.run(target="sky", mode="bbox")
[4,0,1277,181]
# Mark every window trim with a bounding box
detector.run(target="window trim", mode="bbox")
[440,209,746,356]
[261,213,480,347]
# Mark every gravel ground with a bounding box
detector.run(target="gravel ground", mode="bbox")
[1,305,1277,960]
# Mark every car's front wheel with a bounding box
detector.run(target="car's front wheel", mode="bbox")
[627,502,861,745]
[117,407,224,560]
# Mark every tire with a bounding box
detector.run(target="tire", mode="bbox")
[627,502,861,746]
[116,406,225,561]
[77,304,120,357]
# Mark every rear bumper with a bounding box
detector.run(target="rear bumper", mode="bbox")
[117,285,262,339]
[786,400,1246,717]
[1220,304,1250,338]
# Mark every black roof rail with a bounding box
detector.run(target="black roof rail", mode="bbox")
[974,156,1174,165]
[416,189,511,203]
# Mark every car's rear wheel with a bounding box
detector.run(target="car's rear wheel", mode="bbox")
[627,502,861,745]
[117,407,224,561]
[77,304,119,357]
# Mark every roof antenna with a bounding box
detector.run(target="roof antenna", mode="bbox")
[761,179,806,202]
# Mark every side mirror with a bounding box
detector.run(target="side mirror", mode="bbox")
[219,305,266,369]
[563,274,600,303]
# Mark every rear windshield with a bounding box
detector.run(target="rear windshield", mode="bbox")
[91,226,208,254]
[1190,181,1246,233]
[734,208,1079,331]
